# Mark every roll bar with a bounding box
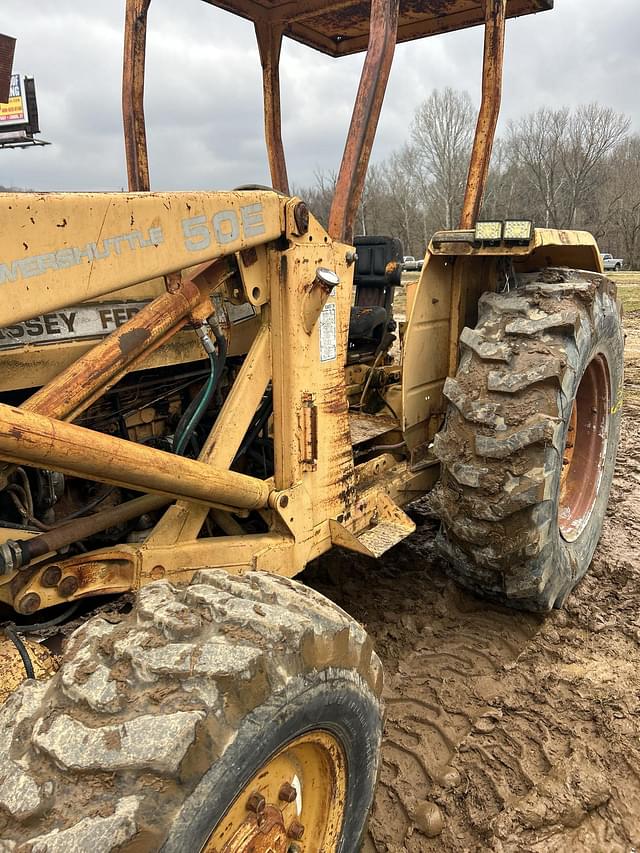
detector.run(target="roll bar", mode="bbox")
[122,0,552,236]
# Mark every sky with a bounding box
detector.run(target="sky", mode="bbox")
[1,0,638,192]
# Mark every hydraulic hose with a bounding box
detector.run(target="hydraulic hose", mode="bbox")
[174,318,227,456]
[8,602,80,633]
[4,625,35,679]
[173,350,218,456]
[236,392,273,461]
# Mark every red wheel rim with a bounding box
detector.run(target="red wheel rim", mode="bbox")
[558,353,611,542]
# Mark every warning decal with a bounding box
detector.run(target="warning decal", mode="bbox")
[319,301,337,363]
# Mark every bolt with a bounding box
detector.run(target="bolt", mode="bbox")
[345,250,358,265]
[40,565,62,588]
[58,575,79,598]
[288,846,301,853]
[293,201,309,235]
[17,592,41,615]
[246,791,266,815]
[278,782,297,803]
[287,820,305,841]
[165,273,181,293]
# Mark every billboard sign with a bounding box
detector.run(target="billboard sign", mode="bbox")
[0,74,28,127]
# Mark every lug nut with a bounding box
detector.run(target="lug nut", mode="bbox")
[279,782,297,803]
[41,565,62,588]
[17,592,41,615]
[246,791,266,815]
[287,820,305,840]
[58,575,79,598]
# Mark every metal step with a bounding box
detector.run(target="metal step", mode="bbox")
[349,412,398,446]
[330,493,415,559]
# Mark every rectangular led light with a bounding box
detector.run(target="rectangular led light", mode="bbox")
[474,221,503,243]
[503,220,534,242]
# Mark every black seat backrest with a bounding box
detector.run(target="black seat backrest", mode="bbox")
[353,236,403,312]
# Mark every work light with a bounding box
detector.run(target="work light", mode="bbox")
[474,221,503,244]
[503,220,534,243]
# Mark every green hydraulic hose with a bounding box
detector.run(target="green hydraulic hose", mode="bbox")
[173,350,218,456]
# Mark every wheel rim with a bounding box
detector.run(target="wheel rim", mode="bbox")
[559,353,611,542]
[201,730,347,853]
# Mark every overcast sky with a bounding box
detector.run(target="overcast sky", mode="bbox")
[1,0,638,192]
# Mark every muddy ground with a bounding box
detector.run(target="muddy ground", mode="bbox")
[306,276,640,852]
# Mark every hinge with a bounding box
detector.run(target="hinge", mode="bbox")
[301,392,318,470]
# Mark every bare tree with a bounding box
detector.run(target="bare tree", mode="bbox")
[292,169,336,229]
[357,164,388,237]
[508,103,630,228]
[561,103,630,227]
[482,138,521,219]
[378,145,421,252]
[410,88,475,229]
[600,135,640,267]
[299,92,637,266]
[507,107,569,227]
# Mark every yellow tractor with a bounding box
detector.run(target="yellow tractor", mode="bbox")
[0,0,623,849]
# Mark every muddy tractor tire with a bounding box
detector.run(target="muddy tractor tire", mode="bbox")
[433,268,624,611]
[0,571,383,851]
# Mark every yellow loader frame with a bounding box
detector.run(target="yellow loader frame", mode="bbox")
[0,0,604,616]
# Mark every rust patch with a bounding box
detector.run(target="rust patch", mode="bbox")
[325,386,349,417]
[119,327,150,356]
[240,247,258,267]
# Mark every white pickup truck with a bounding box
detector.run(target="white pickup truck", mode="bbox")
[601,253,624,271]
[402,256,424,271]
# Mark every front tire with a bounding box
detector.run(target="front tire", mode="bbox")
[0,572,383,851]
[432,268,624,611]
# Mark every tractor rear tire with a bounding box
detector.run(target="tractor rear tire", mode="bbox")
[432,268,623,611]
[0,571,383,851]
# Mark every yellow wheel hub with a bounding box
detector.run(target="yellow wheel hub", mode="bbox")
[202,730,347,853]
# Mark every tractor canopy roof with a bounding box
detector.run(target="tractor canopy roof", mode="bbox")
[203,0,553,57]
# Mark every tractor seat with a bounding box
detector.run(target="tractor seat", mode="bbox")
[348,305,388,348]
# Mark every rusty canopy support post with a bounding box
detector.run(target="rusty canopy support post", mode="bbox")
[255,21,289,194]
[327,0,399,244]
[459,0,507,229]
[123,0,152,192]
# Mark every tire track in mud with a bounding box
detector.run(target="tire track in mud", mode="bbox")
[305,349,640,851]
[304,523,545,851]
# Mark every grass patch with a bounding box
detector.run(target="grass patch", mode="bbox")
[618,282,640,315]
